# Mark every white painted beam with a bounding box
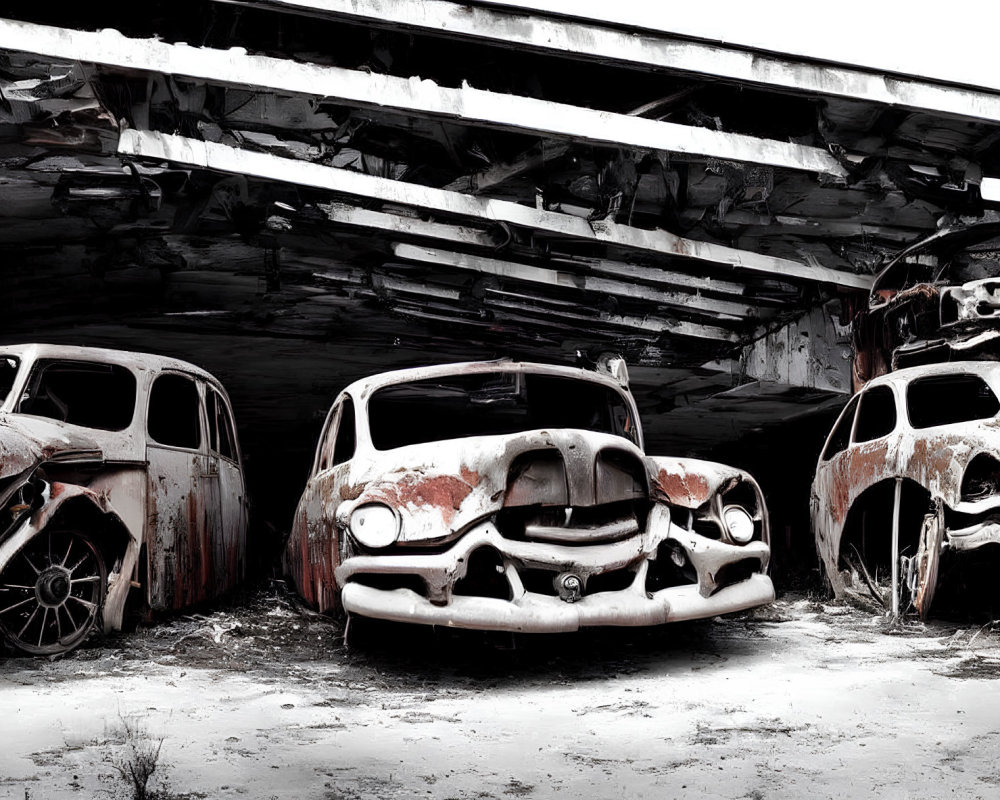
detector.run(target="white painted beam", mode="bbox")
[216,0,1000,126]
[314,202,765,299]
[317,202,497,248]
[118,130,872,289]
[488,303,738,342]
[0,18,845,177]
[548,255,751,298]
[390,242,753,321]
[466,0,1000,97]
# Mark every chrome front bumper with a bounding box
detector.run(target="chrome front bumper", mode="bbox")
[341,573,775,632]
[335,511,773,631]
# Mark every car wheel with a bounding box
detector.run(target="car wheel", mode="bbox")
[0,529,107,655]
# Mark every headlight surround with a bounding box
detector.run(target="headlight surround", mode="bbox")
[722,504,755,544]
[349,503,400,548]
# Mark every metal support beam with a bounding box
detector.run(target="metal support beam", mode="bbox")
[310,203,768,299]
[390,242,755,321]
[0,18,846,177]
[217,0,1000,125]
[119,130,872,289]
[891,476,902,620]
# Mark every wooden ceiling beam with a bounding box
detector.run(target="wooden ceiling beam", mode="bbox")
[304,203,770,300]
[0,18,846,177]
[216,0,1000,125]
[119,130,872,289]
[390,242,755,323]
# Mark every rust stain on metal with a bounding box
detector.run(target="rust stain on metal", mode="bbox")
[0,344,249,656]
[829,440,890,523]
[287,360,774,631]
[460,465,481,488]
[907,436,956,479]
[339,483,365,502]
[654,468,710,507]
[392,473,476,525]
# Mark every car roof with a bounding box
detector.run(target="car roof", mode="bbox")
[342,359,630,400]
[0,343,219,384]
[864,359,1000,390]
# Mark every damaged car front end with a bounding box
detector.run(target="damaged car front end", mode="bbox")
[286,359,773,633]
[0,344,249,655]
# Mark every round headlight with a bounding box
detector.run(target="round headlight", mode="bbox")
[349,504,400,548]
[723,505,755,544]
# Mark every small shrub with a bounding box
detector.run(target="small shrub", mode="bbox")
[103,713,166,800]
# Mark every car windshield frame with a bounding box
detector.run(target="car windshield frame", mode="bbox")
[366,371,640,451]
[0,355,21,410]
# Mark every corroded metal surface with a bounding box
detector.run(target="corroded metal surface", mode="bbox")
[0,344,248,655]
[812,359,1000,614]
[286,359,773,631]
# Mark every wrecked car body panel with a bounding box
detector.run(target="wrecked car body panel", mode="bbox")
[286,359,773,632]
[855,223,1000,385]
[0,344,248,655]
[812,359,1000,617]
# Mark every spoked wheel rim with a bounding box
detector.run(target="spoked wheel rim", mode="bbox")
[0,529,106,655]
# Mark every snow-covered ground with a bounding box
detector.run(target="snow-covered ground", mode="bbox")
[3,590,1000,799]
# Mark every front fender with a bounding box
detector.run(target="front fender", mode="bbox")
[0,481,138,633]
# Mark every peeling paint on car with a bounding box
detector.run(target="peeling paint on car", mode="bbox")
[0,343,248,655]
[286,359,774,632]
[812,359,1000,618]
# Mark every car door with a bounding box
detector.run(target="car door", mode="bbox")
[290,395,357,613]
[206,385,247,592]
[145,371,214,610]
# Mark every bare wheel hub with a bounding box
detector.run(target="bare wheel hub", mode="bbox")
[35,566,72,608]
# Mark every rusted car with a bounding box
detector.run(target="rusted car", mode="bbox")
[812,359,1000,617]
[285,359,773,633]
[0,344,248,655]
[853,221,1000,387]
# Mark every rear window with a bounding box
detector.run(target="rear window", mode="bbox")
[368,372,638,451]
[18,359,136,431]
[907,373,1000,429]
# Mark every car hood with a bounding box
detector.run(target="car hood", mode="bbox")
[646,456,752,510]
[337,428,650,542]
[0,415,103,481]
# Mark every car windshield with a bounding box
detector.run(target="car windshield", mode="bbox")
[368,372,639,450]
[0,356,19,408]
[18,359,137,431]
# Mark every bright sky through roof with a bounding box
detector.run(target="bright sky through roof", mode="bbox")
[475,0,1000,92]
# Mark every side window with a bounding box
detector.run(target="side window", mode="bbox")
[148,373,201,449]
[333,397,356,467]
[207,388,238,462]
[853,385,897,443]
[19,360,136,431]
[821,394,859,461]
